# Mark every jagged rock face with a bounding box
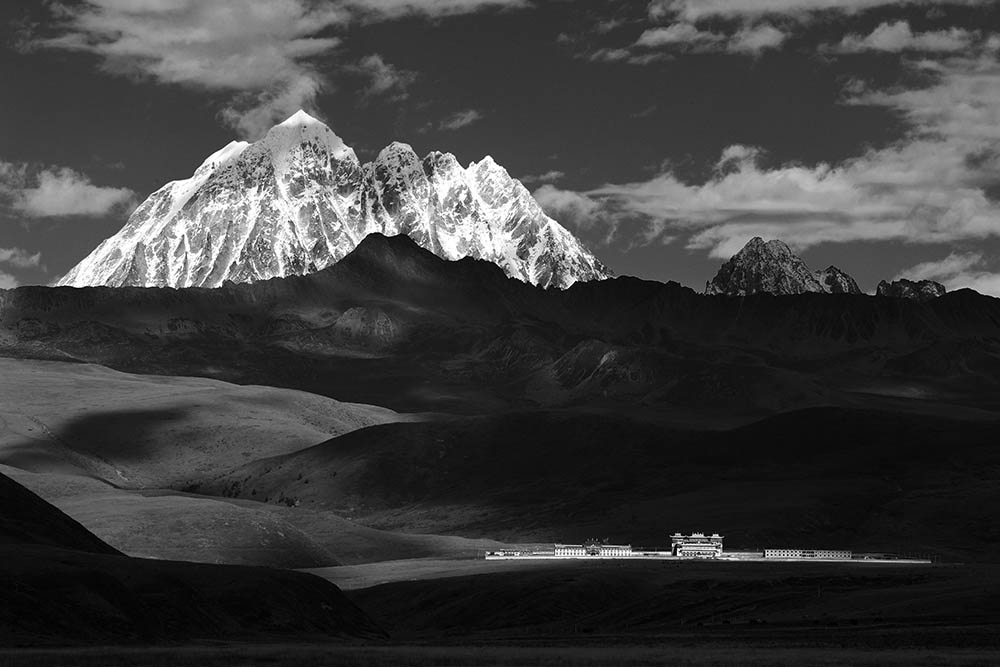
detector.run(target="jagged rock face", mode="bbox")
[877,279,946,300]
[705,238,827,296]
[60,111,610,290]
[815,266,862,294]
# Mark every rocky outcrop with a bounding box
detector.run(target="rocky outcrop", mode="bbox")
[815,266,862,294]
[705,238,826,296]
[877,279,946,300]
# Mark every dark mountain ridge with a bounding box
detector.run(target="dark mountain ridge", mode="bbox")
[2,234,999,413]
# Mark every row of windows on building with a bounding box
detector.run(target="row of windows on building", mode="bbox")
[554,543,633,557]
[764,549,853,559]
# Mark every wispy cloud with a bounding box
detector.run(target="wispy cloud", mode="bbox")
[593,18,786,62]
[894,252,1000,296]
[35,0,347,139]
[0,247,42,269]
[32,0,531,138]
[650,0,995,22]
[0,246,44,290]
[832,21,980,54]
[533,184,601,231]
[554,7,1000,260]
[352,54,417,102]
[520,170,565,186]
[438,109,484,131]
[0,161,135,219]
[347,0,530,21]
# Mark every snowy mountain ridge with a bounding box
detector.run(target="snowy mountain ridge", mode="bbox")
[60,110,610,289]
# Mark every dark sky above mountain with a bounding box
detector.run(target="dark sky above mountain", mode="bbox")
[1,0,999,294]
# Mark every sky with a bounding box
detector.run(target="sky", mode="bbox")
[1,0,1000,294]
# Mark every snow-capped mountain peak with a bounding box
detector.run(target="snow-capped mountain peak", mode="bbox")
[60,111,610,290]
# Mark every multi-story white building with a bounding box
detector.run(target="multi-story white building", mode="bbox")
[671,532,724,558]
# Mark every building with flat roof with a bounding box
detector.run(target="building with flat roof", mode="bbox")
[671,532,724,558]
[553,542,633,557]
[554,544,586,557]
[764,548,852,560]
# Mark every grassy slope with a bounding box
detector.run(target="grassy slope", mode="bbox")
[194,407,1000,561]
[0,358,414,488]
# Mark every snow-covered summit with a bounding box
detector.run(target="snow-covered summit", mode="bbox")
[59,111,610,289]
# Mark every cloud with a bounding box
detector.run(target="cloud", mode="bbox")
[729,24,788,54]
[220,76,327,139]
[581,133,1000,258]
[0,161,135,218]
[649,0,994,22]
[895,252,984,282]
[438,109,484,131]
[554,39,1000,258]
[636,23,725,49]
[611,20,786,61]
[588,47,670,65]
[533,184,602,230]
[833,21,980,53]
[894,252,1000,296]
[37,0,348,139]
[0,247,43,289]
[346,0,530,20]
[0,247,43,269]
[352,54,417,102]
[520,170,566,186]
[0,271,18,290]
[34,0,529,138]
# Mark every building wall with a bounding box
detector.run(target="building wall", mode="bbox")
[765,549,852,559]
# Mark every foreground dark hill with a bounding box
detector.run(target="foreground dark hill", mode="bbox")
[0,471,383,645]
[0,468,119,555]
[193,407,1000,562]
[3,234,999,413]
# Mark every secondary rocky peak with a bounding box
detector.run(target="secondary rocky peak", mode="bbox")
[60,115,610,290]
[705,237,826,296]
[815,266,862,295]
[373,142,423,178]
[877,278,946,300]
[423,150,462,175]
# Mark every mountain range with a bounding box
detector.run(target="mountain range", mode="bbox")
[4,233,996,416]
[58,110,610,290]
[704,237,943,298]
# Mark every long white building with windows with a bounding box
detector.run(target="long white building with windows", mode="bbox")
[764,548,852,560]
[484,531,929,563]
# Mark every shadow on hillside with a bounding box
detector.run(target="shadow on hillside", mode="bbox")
[3,408,190,482]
